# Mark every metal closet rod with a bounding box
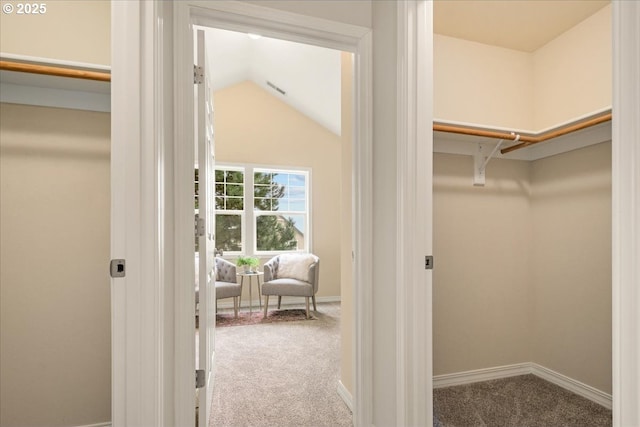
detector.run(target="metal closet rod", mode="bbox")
[434,111,612,154]
[0,60,111,82]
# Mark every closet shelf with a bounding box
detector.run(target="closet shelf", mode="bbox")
[0,56,111,112]
[434,110,612,154]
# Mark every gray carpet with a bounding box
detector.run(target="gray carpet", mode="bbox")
[209,302,352,427]
[433,374,612,427]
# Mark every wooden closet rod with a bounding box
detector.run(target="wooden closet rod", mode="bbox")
[434,110,612,154]
[433,123,536,144]
[500,112,612,154]
[0,60,111,82]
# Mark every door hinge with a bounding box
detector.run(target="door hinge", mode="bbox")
[194,64,204,84]
[195,215,205,237]
[425,255,434,270]
[196,369,205,388]
[110,259,126,278]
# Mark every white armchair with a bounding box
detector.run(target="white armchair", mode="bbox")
[261,253,320,319]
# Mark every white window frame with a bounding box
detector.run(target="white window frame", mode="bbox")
[214,165,246,255]
[216,163,311,257]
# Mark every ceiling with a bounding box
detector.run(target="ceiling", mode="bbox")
[204,28,342,136]
[203,1,610,136]
[434,0,610,52]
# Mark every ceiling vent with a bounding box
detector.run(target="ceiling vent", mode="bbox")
[266,81,286,96]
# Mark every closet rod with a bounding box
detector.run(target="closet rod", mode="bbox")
[0,60,111,82]
[434,111,612,154]
[500,112,612,154]
[433,123,535,143]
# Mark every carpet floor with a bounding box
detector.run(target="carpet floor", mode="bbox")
[433,374,612,427]
[209,302,352,427]
[216,308,316,327]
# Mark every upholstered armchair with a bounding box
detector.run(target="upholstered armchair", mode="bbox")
[215,257,242,318]
[261,253,320,319]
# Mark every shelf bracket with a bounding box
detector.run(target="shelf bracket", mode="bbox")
[473,133,520,186]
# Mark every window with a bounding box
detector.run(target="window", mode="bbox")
[214,165,310,255]
[254,169,308,252]
[215,167,245,252]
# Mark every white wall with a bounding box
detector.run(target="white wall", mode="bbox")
[243,0,371,29]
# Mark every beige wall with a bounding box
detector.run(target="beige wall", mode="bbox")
[434,5,611,131]
[533,5,612,130]
[434,142,612,394]
[530,142,612,393]
[433,153,532,375]
[0,1,110,65]
[434,35,534,130]
[0,103,111,427]
[213,81,342,300]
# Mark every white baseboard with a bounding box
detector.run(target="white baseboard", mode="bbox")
[433,362,612,409]
[530,363,612,409]
[433,363,531,389]
[337,380,354,413]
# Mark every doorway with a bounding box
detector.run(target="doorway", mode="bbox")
[198,24,354,425]
[172,3,374,426]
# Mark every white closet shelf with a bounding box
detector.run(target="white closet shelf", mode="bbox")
[0,54,111,112]
[434,109,612,162]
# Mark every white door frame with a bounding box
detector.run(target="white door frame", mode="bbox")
[395,2,433,426]
[611,2,640,426]
[112,1,379,425]
[111,1,640,426]
[173,3,373,426]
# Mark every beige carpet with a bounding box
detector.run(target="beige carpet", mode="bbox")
[434,374,612,427]
[209,302,352,427]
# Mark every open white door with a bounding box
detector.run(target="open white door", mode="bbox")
[196,28,216,427]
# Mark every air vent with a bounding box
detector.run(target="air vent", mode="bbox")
[266,81,286,96]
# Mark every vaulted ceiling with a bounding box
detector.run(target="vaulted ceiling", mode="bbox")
[204,1,610,136]
[204,28,342,136]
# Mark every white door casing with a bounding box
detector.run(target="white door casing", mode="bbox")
[111,1,640,426]
[172,3,375,426]
[612,2,640,426]
[396,2,433,426]
[111,1,168,425]
[196,28,216,427]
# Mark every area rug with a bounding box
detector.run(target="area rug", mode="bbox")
[216,308,317,327]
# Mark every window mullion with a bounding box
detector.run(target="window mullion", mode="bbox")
[246,168,255,256]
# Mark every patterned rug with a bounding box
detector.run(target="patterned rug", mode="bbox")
[216,308,317,327]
